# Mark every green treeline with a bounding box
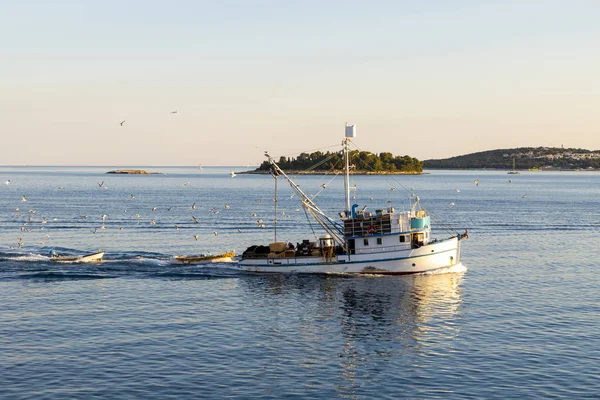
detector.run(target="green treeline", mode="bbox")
[423,147,600,169]
[257,150,423,173]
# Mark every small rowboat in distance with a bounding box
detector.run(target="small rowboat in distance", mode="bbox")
[171,251,235,265]
[50,251,105,263]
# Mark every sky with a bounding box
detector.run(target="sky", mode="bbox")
[1,0,599,166]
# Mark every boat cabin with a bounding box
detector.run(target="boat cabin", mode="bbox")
[241,207,432,260]
[343,208,431,255]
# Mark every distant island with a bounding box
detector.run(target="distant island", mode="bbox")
[106,169,160,174]
[424,147,600,170]
[242,150,423,174]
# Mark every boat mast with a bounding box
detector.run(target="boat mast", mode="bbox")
[264,153,345,246]
[344,124,356,214]
[273,175,278,242]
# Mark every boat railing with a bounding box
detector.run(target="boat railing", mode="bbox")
[353,243,413,255]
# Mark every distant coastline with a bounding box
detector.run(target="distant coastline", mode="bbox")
[424,146,600,170]
[106,169,161,175]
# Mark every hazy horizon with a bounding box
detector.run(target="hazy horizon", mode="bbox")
[2,1,599,166]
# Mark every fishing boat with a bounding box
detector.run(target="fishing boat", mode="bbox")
[171,251,235,265]
[49,250,105,263]
[508,158,520,174]
[237,125,467,275]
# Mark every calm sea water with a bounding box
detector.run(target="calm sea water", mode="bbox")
[1,166,599,399]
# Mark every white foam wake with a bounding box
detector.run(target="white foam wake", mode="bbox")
[422,263,468,275]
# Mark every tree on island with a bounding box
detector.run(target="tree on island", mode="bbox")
[257,150,423,173]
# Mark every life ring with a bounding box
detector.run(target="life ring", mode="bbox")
[367,226,377,234]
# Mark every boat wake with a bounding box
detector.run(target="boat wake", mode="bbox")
[0,252,50,262]
[421,263,467,275]
[7,272,116,281]
[0,248,467,279]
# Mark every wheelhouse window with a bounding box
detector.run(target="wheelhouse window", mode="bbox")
[399,235,406,243]
[363,239,369,246]
[377,238,382,245]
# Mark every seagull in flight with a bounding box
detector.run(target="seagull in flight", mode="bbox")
[194,234,199,241]
[521,194,528,199]
[170,111,178,114]
[97,181,104,188]
[230,171,237,178]
[4,180,10,185]
[21,195,27,202]
[120,120,126,126]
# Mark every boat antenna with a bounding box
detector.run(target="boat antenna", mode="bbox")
[344,124,356,214]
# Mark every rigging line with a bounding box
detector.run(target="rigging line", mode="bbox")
[311,172,341,200]
[288,150,344,201]
[302,199,345,235]
[304,204,345,246]
[302,202,319,243]
[276,143,342,160]
[347,140,460,235]
[268,156,340,229]
[291,150,343,178]
[348,139,415,197]
[427,211,459,236]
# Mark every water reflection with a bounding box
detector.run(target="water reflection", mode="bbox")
[240,269,465,398]
[336,272,465,397]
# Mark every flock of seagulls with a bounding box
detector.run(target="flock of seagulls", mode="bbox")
[5,174,267,249]
[4,170,532,250]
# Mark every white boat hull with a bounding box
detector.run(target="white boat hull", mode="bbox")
[237,237,461,275]
[50,251,105,263]
[170,254,235,265]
